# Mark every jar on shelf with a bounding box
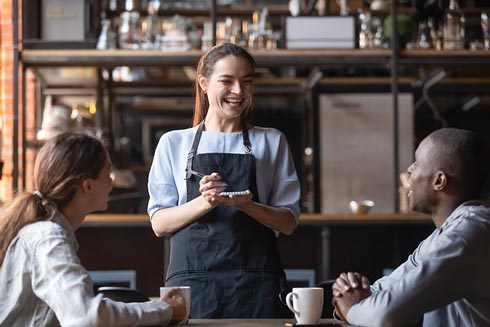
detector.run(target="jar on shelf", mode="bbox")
[141,0,162,50]
[118,1,142,50]
[416,20,434,49]
[482,12,490,50]
[442,0,465,50]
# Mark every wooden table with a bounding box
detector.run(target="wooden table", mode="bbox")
[188,319,349,326]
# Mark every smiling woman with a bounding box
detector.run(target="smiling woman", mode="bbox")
[0,132,186,326]
[148,43,301,319]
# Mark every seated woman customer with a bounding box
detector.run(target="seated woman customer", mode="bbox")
[0,132,186,327]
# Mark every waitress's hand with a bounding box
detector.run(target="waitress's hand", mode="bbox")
[199,172,228,207]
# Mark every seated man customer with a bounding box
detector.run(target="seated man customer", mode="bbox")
[0,132,186,326]
[332,127,490,327]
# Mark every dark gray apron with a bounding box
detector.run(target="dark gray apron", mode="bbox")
[165,121,286,318]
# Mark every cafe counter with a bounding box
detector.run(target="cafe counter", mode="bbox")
[82,212,431,227]
[77,213,433,296]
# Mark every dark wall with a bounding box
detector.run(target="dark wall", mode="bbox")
[76,226,165,297]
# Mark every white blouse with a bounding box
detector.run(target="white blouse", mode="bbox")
[0,212,172,327]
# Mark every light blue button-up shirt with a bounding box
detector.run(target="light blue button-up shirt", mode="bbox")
[147,126,301,233]
[346,201,490,327]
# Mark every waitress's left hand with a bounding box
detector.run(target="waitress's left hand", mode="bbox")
[219,190,253,207]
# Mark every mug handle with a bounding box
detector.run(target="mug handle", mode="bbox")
[285,292,299,315]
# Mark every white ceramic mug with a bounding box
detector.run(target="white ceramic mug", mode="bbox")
[160,286,191,324]
[286,287,324,325]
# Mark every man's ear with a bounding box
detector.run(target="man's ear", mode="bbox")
[433,171,447,191]
[198,74,208,93]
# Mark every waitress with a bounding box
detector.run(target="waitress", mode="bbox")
[148,43,301,318]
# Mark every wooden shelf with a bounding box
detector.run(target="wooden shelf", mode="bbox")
[399,49,490,65]
[20,49,391,67]
[106,6,295,17]
[299,212,432,225]
[21,49,490,69]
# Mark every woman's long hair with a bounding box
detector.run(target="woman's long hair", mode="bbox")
[0,132,106,265]
[193,43,256,127]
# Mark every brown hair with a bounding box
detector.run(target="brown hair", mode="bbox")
[0,132,106,265]
[192,43,256,127]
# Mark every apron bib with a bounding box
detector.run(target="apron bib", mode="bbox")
[166,121,286,318]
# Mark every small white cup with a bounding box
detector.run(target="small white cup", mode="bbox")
[286,287,324,325]
[160,286,191,324]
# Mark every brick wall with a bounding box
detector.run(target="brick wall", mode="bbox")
[0,0,36,202]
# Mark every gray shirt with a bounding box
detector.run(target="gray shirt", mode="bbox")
[0,212,172,327]
[347,201,490,327]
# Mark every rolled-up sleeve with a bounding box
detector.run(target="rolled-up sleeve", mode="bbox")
[268,131,301,222]
[147,133,181,218]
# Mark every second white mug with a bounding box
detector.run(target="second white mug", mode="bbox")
[286,287,324,325]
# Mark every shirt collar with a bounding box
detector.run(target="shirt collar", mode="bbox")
[52,211,79,251]
[439,200,490,231]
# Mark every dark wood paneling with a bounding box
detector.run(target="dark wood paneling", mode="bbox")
[75,226,164,297]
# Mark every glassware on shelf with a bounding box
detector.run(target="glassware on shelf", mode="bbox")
[427,17,442,50]
[201,18,251,51]
[358,9,372,49]
[442,0,465,50]
[160,15,191,51]
[370,16,383,49]
[141,0,162,50]
[288,0,300,17]
[482,12,490,50]
[416,20,434,49]
[201,21,213,52]
[37,96,73,141]
[118,1,142,50]
[337,0,349,16]
[97,19,117,50]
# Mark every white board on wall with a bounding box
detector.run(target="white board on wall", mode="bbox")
[319,93,414,214]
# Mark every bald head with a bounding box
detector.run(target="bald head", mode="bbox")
[427,128,490,199]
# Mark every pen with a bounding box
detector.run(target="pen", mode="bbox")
[186,168,206,178]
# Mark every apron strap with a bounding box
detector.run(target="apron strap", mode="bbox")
[185,120,252,179]
[241,120,252,154]
[185,121,205,180]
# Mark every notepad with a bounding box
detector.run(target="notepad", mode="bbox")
[219,191,248,196]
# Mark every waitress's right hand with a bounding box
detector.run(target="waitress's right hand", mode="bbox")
[199,172,228,206]
[161,288,187,325]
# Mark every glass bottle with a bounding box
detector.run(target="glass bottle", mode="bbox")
[358,10,372,49]
[141,0,162,50]
[96,19,117,50]
[416,20,433,49]
[482,12,490,50]
[443,0,465,50]
[118,0,141,50]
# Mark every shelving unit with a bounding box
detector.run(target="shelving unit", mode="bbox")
[12,0,490,210]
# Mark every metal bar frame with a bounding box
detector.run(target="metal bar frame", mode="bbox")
[12,0,19,192]
[391,0,400,213]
